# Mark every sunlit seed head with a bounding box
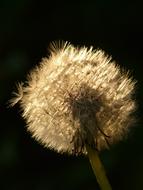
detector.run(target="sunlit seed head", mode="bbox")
[11,41,137,155]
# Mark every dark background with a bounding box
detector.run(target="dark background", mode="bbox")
[0,1,143,190]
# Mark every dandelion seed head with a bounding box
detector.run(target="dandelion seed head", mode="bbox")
[11,41,136,154]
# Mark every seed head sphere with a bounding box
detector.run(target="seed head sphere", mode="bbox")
[12,42,136,155]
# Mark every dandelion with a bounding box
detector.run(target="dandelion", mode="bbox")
[11,41,136,190]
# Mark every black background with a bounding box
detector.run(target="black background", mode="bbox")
[0,1,143,190]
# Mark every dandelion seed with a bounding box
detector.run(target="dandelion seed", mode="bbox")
[11,41,136,155]
[9,82,24,107]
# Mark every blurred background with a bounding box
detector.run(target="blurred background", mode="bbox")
[0,0,143,190]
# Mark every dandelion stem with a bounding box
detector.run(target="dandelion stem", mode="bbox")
[86,144,112,190]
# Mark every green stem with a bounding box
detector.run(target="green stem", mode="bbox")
[86,144,112,190]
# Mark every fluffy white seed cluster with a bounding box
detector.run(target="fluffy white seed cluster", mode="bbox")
[11,42,136,155]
